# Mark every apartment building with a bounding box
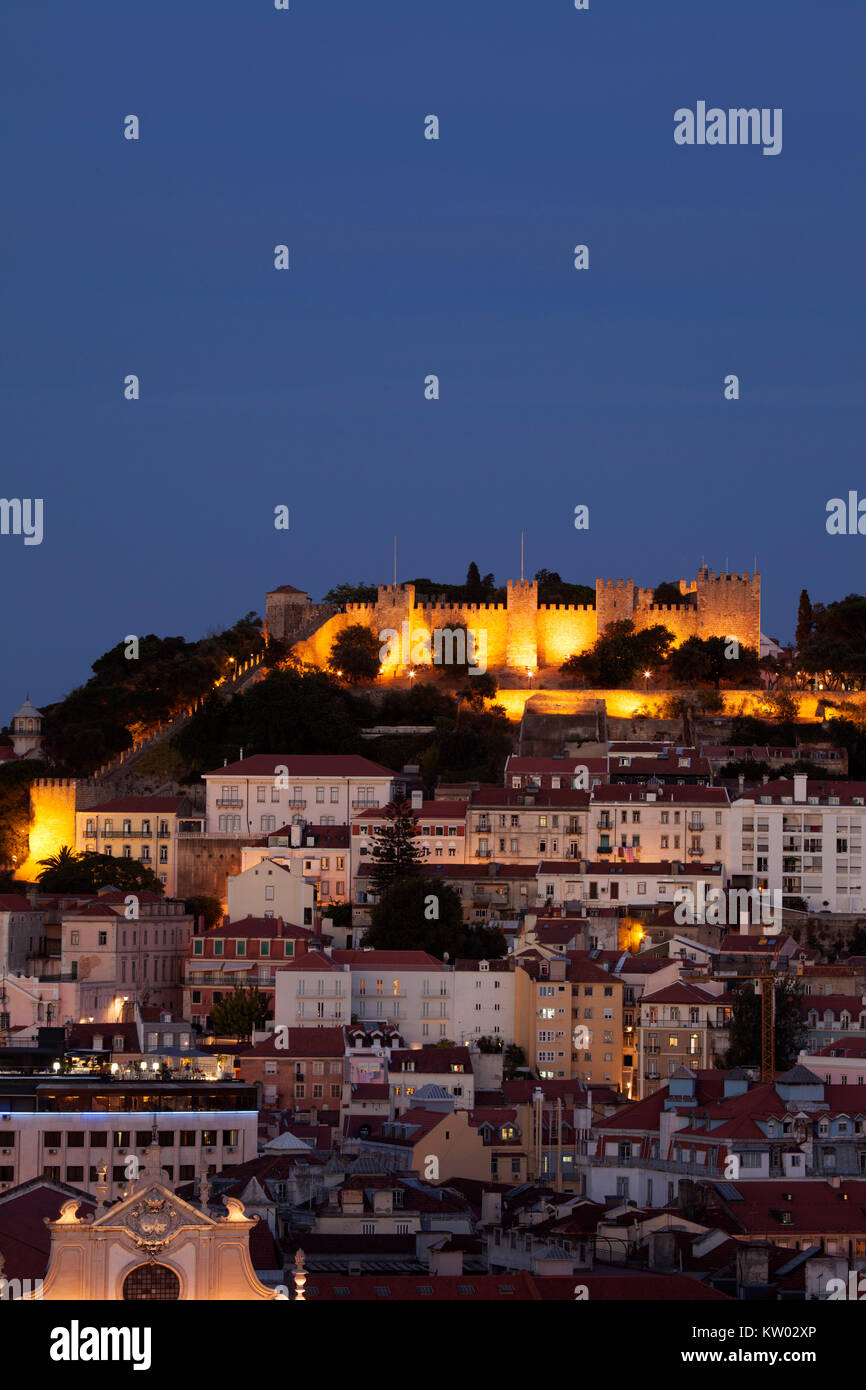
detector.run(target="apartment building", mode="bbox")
[202,755,397,834]
[514,955,625,1088]
[76,796,201,895]
[56,893,193,1021]
[452,957,514,1046]
[236,1026,346,1110]
[636,981,733,1098]
[466,788,591,866]
[730,776,866,912]
[503,756,608,791]
[0,893,44,975]
[389,1047,476,1112]
[588,785,730,863]
[185,917,316,1030]
[240,824,351,905]
[536,859,727,913]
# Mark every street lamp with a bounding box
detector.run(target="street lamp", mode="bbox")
[644,669,651,693]
[526,667,534,690]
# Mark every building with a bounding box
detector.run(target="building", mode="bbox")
[636,982,733,1098]
[352,799,467,894]
[514,955,625,1088]
[240,824,351,907]
[76,796,201,895]
[588,785,730,863]
[226,858,316,926]
[236,1026,346,1111]
[730,776,866,912]
[185,917,317,1032]
[536,858,727,916]
[0,894,44,976]
[203,754,398,835]
[8,696,44,759]
[389,1047,476,1113]
[452,957,514,1047]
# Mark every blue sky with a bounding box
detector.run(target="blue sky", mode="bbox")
[2,0,864,717]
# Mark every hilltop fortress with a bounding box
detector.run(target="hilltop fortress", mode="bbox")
[266,567,761,675]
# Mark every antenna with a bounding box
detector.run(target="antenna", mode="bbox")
[520,531,525,582]
[393,535,397,587]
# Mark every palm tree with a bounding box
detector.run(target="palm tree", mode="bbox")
[37,845,91,892]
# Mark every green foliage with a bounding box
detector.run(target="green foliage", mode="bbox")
[329,624,381,685]
[724,980,808,1072]
[172,667,362,774]
[321,902,353,929]
[185,896,223,931]
[653,580,695,607]
[795,590,813,651]
[562,619,675,687]
[503,1043,528,1080]
[534,570,595,606]
[459,673,498,707]
[363,876,506,962]
[40,615,265,774]
[323,581,379,605]
[37,846,165,895]
[797,594,866,687]
[367,796,429,896]
[667,636,761,688]
[0,760,44,870]
[209,986,271,1042]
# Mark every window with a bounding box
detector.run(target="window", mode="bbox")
[330,787,340,803]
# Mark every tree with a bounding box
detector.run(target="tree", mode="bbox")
[795,589,813,651]
[458,672,498,707]
[329,624,381,685]
[36,847,165,895]
[368,796,429,896]
[667,636,761,688]
[465,561,485,602]
[321,902,353,930]
[185,895,223,931]
[561,619,674,687]
[653,580,690,606]
[503,1044,528,1080]
[209,986,271,1042]
[534,570,595,606]
[323,581,379,606]
[37,846,94,893]
[363,876,505,962]
[724,980,808,1072]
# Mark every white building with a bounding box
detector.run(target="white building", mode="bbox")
[731,776,865,912]
[227,858,316,926]
[203,754,397,835]
[351,796,467,896]
[0,893,44,975]
[274,949,454,1045]
[240,824,351,905]
[451,958,514,1046]
[535,860,727,912]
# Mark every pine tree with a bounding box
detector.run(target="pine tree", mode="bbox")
[465,561,484,602]
[367,795,429,895]
[796,590,813,652]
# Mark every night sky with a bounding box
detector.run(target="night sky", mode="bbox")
[2,0,864,719]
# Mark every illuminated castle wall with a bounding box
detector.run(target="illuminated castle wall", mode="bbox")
[289,567,760,673]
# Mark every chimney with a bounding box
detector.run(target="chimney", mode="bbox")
[793,774,807,803]
[411,789,423,810]
[480,1189,502,1225]
[738,774,745,794]
[291,824,302,847]
[736,1241,770,1292]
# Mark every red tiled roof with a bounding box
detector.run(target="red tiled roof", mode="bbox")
[0,894,36,911]
[353,801,466,821]
[241,1026,345,1058]
[210,916,315,939]
[0,1184,96,1280]
[332,950,446,970]
[206,755,395,778]
[84,797,186,812]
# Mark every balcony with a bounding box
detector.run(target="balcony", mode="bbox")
[596,845,613,856]
[687,846,703,857]
[688,822,705,833]
[215,800,243,809]
[352,801,379,810]
[596,820,613,831]
[476,849,492,859]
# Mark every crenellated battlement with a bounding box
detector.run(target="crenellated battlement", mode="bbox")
[538,603,596,613]
[284,565,761,672]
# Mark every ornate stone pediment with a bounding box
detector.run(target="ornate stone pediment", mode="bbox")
[126,1195,181,1259]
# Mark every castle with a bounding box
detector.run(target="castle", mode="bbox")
[267,566,761,675]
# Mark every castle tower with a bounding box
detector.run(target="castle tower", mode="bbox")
[10,695,43,757]
[264,585,311,644]
[595,579,635,636]
[506,581,538,670]
[16,777,78,882]
[694,568,761,652]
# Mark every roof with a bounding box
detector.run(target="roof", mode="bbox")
[591,785,729,804]
[208,916,315,940]
[241,1027,346,1058]
[82,797,187,813]
[0,894,36,912]
[390,1047,472,1073]
[714,1180,866,1235]
[468,787,592,808]
[538,859,724,877]
[0,1182,96,1280]
[353,801,466,821]
[205,755,395,778]
[505,757,607,774]
[735,779,866,807]
[332,951,447,971]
